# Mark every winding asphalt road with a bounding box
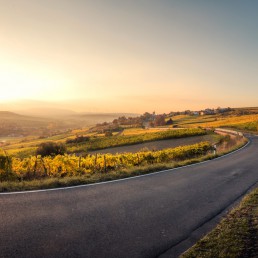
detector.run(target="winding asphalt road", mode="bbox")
[1,136,258,258]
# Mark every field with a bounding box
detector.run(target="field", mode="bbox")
[122,127,173,135]
[2,132,75,158]
[88,134,220,155]
[172,114,218,127]
[3,128,207,158]
[172,113,258,132]
[1,127,172,152]
[66,128,206,154]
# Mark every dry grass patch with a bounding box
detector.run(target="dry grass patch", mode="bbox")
[181,187,258,258]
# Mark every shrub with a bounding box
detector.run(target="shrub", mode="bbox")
[66,136,90,144]
[105,131,113,137]
[0,153,15,181]
[36,142,66,157]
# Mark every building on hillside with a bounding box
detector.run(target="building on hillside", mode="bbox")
[192,111,199,116]
[200,109,215,115]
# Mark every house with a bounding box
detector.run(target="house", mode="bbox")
[200,109,215,115]
[192,111,199,116]
[205,109,215,115]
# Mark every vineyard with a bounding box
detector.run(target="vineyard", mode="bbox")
[173,114,258,132]
[2,128,207,158]
[67,128,207,153]
[1,142,212,181]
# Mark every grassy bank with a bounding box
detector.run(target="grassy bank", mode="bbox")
[181,187,258,258]
[0,135,247,192]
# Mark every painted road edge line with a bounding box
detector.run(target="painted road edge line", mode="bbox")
[0,139,251,195]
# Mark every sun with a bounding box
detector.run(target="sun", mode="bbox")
[0,68,38,101]
[0,61,69,102]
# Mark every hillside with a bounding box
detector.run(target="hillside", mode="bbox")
[0,110,139,137]
[0,111,50,121]
[0,111,58,137]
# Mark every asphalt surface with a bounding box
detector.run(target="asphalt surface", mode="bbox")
[0,136,258,258]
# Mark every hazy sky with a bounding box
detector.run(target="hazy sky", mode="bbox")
[0,0,257,112]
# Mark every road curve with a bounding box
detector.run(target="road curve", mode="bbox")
[0,137,258,258]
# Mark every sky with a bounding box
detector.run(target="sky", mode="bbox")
[0,0,257,113]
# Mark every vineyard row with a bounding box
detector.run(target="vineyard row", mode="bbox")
[0,142,213,180]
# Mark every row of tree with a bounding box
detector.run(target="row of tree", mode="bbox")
[94,112,173,132]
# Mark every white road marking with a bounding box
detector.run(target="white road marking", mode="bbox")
[0,139,251,195]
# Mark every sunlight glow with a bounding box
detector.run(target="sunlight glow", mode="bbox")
[0,61,69,101]
[0,1,257,112]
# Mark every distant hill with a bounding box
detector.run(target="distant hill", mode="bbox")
[0,111,23,118]
[0,111,57,137]
[16,109,138,125]
[18,109,138,120]
[0,110,139,137]
[75,112,138,122]
[17,108,78,118]
[0,111,50,122]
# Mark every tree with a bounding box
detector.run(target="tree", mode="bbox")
[105,131,113,137]
[154,115,166,126]
[36,142,66,157]
[66,135,89,144]
[166,118,173,125]
[0,149,15,180]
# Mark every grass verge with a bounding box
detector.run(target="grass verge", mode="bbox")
[0,137,248,192]
[180,187,258,258]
